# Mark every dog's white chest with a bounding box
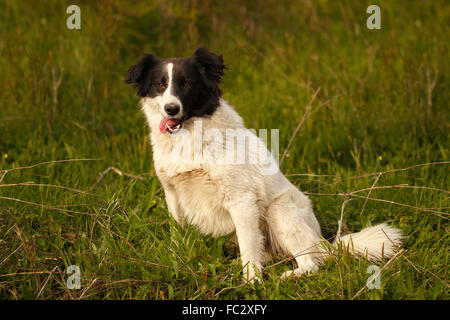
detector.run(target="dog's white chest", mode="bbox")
[167,168,235,237]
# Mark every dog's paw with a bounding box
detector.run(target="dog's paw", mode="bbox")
[280,270,295,280]
[241,263,263,285]
[280,265,319,280]
[243,275,262,285]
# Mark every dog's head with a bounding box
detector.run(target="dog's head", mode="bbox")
[125,47,226,134]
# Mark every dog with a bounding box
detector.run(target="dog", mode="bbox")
[125,47,404,282]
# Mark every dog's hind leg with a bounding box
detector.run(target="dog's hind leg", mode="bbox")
[266,189,325,279]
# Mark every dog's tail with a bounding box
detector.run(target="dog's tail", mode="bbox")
[330,223,404,261]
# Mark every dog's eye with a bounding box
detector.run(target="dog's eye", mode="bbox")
[158,83,165,89]
[184,82,191,89]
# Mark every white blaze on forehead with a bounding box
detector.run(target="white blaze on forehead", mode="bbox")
[160,62,182,118]
[166,62,174,94]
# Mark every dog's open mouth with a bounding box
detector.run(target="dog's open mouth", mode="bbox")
[159,118,183,134]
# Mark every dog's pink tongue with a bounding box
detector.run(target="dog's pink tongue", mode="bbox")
[159,118,179,134]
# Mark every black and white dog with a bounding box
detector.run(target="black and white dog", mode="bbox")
[126,47,403,282]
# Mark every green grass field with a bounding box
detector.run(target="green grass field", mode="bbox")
[0,0,448,299]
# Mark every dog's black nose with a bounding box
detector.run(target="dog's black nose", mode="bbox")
[164,103,180,116]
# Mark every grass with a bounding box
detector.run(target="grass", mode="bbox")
[0,0,449,299]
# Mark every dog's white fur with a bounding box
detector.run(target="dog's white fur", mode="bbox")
[140,64,404,282]
[154,63,184,120]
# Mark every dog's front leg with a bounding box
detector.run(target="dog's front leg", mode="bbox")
[225,199,265,283]
[161,182,185,228]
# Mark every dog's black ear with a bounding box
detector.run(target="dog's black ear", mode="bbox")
[125,54,159,97]
[193,46,226,88]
